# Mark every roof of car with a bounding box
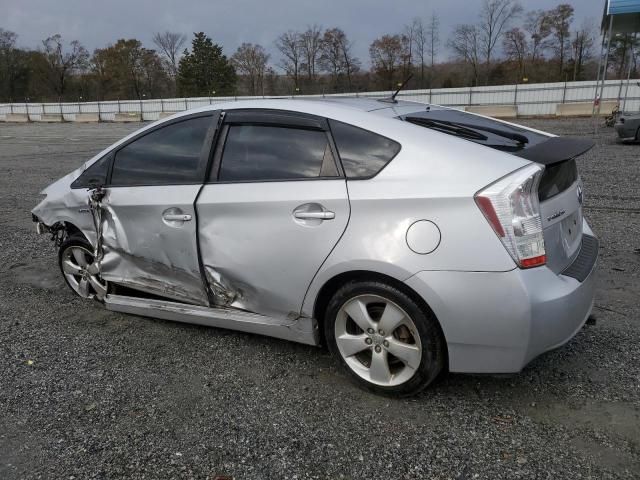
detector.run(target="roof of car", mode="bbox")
[173,97,439,125]
[183,96,430,115]
[295,96,427,111]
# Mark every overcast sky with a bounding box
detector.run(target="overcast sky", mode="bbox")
[2,0,605,66]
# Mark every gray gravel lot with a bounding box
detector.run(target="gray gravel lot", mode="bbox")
[0,118,639,479]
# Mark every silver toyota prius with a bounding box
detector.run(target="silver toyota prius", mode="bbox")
[32,98,598,396]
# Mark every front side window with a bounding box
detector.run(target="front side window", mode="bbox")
[218,125,338,182]
[71,153,112,188]
[329,120,401,178]
[110,115,212,186]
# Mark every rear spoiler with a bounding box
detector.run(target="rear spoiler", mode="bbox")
[514,137,595,166]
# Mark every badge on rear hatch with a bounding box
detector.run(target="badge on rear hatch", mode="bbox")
[547,210,566,222]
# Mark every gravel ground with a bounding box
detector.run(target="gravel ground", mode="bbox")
[0,118,639,479]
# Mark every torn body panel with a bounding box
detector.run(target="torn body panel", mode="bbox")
[32,171,98,246]
[94,185,209,306]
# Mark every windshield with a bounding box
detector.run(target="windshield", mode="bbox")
[399,108,548,152]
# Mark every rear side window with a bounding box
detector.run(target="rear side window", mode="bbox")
[110,116,212,186]
[218,125,338,182]
[329,120,400,178]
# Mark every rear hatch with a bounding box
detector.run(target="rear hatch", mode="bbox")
[400,108,594,273]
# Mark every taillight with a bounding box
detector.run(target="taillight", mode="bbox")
[475,164,546,268]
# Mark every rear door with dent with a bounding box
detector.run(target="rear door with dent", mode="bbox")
[196,109,350,319]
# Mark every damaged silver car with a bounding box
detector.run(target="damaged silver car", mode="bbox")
[32,98,598,395]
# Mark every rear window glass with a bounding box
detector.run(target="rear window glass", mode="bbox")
[329,120,400,178]
[539,159,578,201]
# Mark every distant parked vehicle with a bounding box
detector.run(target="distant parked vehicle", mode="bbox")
[615,113,640,142]
[32,98,598,396]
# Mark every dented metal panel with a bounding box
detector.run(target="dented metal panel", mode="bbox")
[104,294,318,345]
[96,185,209,305]
[196,180,350,319]
[32,171,98,246]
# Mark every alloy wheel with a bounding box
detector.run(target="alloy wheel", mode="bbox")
[334,294,422,387]
[60,245,107,300]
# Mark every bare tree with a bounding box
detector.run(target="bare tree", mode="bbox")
[503,27,528,81]
[608,32,639,78]
[0,29,17,53]
[300,25,323,83]
[479,0,523,83]
[0,29,28,100]
[427,13,440,87]
[369,34,404,90]
[152,31,186,78]
[402,21,416,79]
[449,25,482,86]
[340,33,361,90]
[319,27,361,91]
[319,28,342,86]
[231,43,270,95]
[571,21,595,80]
[411,18,427,87]
[524,10,552,65]
[275,30,302,89]
[41,34,89,97]
[547,4,574,77]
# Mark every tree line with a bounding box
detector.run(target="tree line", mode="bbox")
[0,0,637,103]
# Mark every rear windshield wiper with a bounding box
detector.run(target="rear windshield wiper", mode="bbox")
[406,116,529,149]
[406,118,488,142]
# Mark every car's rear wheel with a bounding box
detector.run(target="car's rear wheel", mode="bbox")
[324,280,445,396]
[58,234,108,301]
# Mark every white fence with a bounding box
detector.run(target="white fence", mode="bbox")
[1,79,638,122]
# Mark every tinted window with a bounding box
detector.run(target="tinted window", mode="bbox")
[71,154,111,188]
[329,120,400,178]
[539,159,578,201]
[218,125,338,181]
[111,116,212,186]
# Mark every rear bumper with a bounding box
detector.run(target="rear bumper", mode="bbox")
[405,234,598,374]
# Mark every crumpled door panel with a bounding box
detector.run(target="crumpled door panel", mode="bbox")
[92,186,209,306]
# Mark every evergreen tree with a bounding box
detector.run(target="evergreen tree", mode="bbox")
[177,32,236,96]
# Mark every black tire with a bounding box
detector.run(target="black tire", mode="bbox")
[324,280,446,396]
[58,233,107,300]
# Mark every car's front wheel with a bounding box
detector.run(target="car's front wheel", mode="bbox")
[324,280,445,396]
[58,233,108,301]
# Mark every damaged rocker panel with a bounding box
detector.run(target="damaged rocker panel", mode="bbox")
[104,294,319,345]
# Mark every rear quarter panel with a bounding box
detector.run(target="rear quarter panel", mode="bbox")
[302,121,532,317]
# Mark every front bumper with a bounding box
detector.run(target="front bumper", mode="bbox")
[405,234,598,374]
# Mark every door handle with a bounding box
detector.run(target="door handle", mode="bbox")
[294,211,335,220]
[163,213,192,222]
